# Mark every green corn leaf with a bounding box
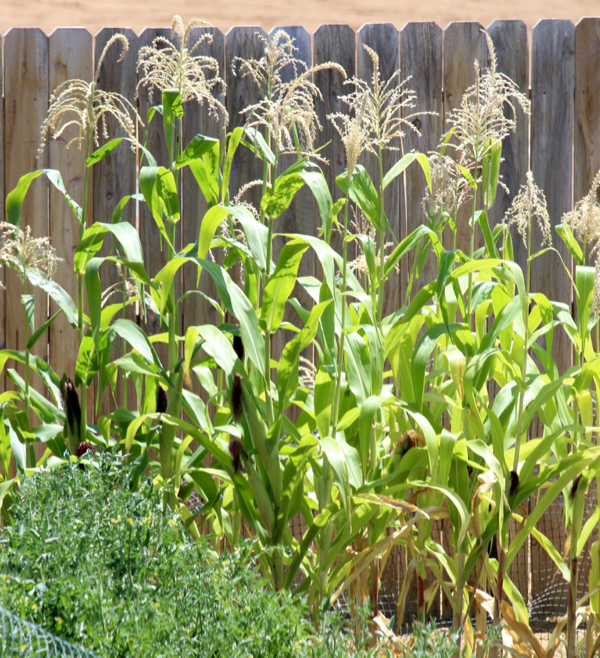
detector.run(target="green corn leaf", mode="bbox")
[86,137,124,166]
[27,309,62,350]
[261,241,309,332]
[6,169,82,226]
[21,294,34,333]
[261,173,305,219]
[243,126,275,165]
[300,169,333,244]
[222,127,244,199]
[174,134,219,169]
[382,151,431,192]
[162,88,183,165]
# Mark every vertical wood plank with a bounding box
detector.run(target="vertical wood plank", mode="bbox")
[181,26,226,397]
[48,28,93,420]
[531,19,575,376]
[137,28,177,372]
[313,24,356,258]
[269,26,314,369]
[400,21,443,297]
[226,27,267,215]
[574,19,600,205]
[357,23,400,316]
[0,33,5,356]
[443,22,487,255]
[93,28,139,412]
[4,28,49,400]
[487,20,529,273]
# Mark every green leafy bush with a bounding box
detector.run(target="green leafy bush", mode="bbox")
[0,454,377,657]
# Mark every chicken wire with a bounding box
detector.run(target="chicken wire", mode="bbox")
[0,606,99,657]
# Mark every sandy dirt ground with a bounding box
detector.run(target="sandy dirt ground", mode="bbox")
[2,0,600,37]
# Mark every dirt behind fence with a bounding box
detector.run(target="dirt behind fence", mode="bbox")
[1,0,599,37]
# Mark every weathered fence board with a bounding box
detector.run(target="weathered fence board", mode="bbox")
[531,19,575,376]
[574,18,600,206]
[181,27,226,387]
[314,24,355,260]
[93,28,139,412]
[226,27,266,216]
[3,28,49,402]
[48,28,93,419]
[137,28,178,371]
[400,21,443,296]
[269,26,315,369]
[357,23,400,316]
[487,20,529,273]
[443,22,488,256]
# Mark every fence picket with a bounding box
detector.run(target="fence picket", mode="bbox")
[137,28,178,371]
[443,22,487,256]
[3,29,49,406]
[531,20,575,376]
[181,27,226,381]
[226,27,267,217]
[48,28,93,420]
[575,19,600,205]
[357,23,400,315]
[93,28,139,413]
[267,26,314,372]
[400,21,443,297]
[314,24,356,259]
[487,20,529,272]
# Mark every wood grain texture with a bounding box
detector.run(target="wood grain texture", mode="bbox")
[4,28,49,401]
[530,19,575,376]
[0,34,5,355]
[137,28,178,371]
[93,28,139,413]
[269,26,314,368]
[313,24,356,258]
[357,23,400,316]
[400,21,443,298]
[181,27,226,398]
[574,18,600,205]
[487,20,529,273]
[443,22,487,255]
[48,28,93,421]
[226,27,267,214]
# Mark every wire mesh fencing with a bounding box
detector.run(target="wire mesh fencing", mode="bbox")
[0,606,99,657]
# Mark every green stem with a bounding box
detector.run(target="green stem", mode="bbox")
[466,175,478,334]
[513,211,532,472]
[377,146,385,323]
[331,187,351,435]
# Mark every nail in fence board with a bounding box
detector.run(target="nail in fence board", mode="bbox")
[93,28,139,413]
[137,28,179,372]
[574,19,600,206]
[357,23,400,316]
[443,22,488,255]
[269,26,314,372]
[530,19,575,377]
[487,20,529,274]
[181,27,226,397]
[48,28,94,420]
[3,28,49,405]
[400,21,443,297]
[313,24,356,260]
[0,33,5,358]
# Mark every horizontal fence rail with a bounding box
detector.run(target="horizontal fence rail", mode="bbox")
[1,19,600,626]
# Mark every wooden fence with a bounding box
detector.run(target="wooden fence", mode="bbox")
[0,18,599,624]
[1,19,599,394]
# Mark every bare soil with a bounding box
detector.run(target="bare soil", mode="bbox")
[1,0,599,38]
